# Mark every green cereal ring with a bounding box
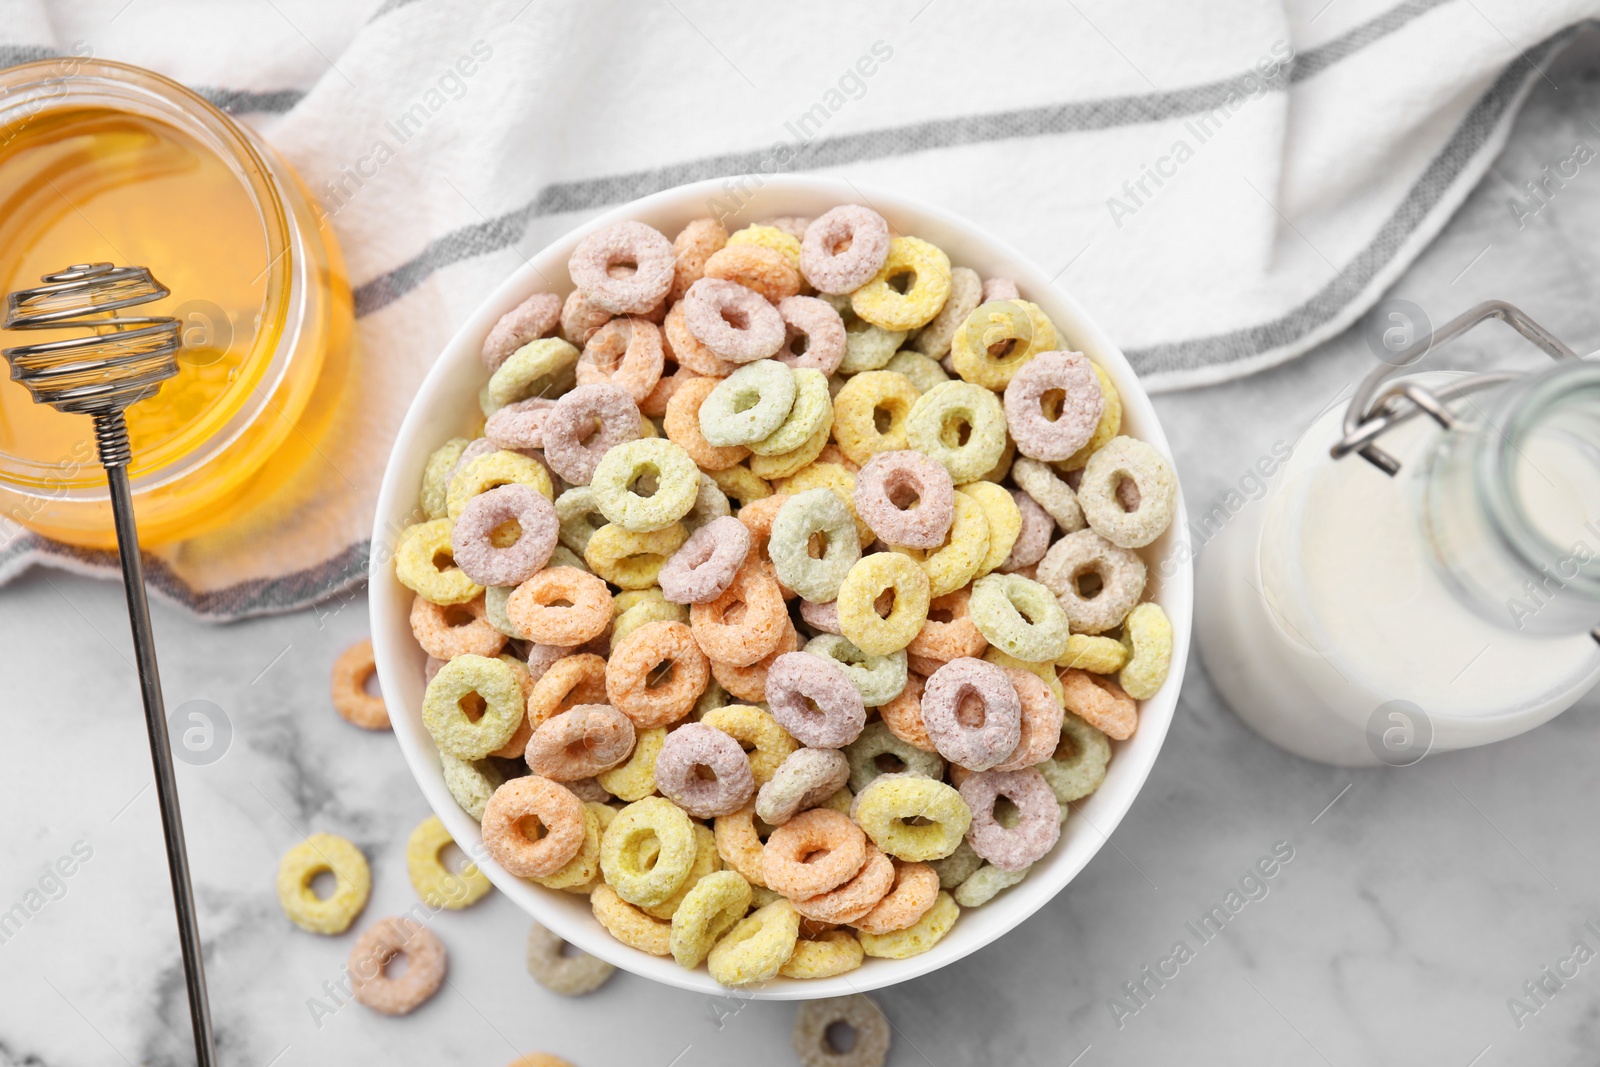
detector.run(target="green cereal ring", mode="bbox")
[852,776,969,861]
[846,722,945,794]
[1078,436,1178,549]
[597,725,667,802]
[440,751,503,821]
[857,890,957,958]
[969,573,1070,663]
[837,552,930,656]
[600,796,698,907]
[585,523,687,589]
[840,322,908,374]
[750,368,831,456]
[770,489,862,603]
[611,599,689,653]
[885,350,950,393]
[555,485,607,555]
[670,869,753,969]
[953,863,1028,907]
[929,839,983,889]
[949,300,1058,390]
[447,450,553,519]
[803,634,908,708]
[707,897,801,986]
[395,518,481,605]
[422,654,524,759]
[483,337,580,415]
[640,823,722,921]
[699,361,797,447]
[277,832,370,935]
[1040,712,1112,804]
[548,544,588,572]
[749,422,830,481]
[851,237,953,333]
[1118,602,1173,699]
[591,438,700,533]
[905,381,1008,484]
[420,437,470,519]
[483,585,526,639]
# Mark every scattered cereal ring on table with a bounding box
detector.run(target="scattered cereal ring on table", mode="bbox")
[569,220,675,314]
[348,916,446,1015]
[406,815,491,910]
[527,921,614,995]
[330,637,389,730]
[277,832,370,935]
[793,994,891,1067]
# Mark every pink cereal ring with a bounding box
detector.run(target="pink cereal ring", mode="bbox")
[482,291,562,372]
[568,220,675,314]
[481,776,586,877]
[921,658,1022,771]
[1001,488,1053,571]
[853,450,955,550]
[1003,351,1104,462]
[653,722,757,818]
[658,516,753,605]
[450,483,559,587]
[542,383,641,486]
[485,397,556,451]
[766,652,869,749]
[959,767,1061,872]
[800,205,891,295]
[524,704,636,781]
[577,317,665,403]
[762,807,869,899]
[561,288,612,346]
[681,277,785,363]
[992,666,1065,772]
[349,916,446,1015]
[852,860,939,934]
[774,295,847,375]
[799,597,843,635]
[981,277,1020,302]
[793,843,894,924]
[756,747,851,825]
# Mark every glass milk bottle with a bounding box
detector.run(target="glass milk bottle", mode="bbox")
[1196,306,1600,765]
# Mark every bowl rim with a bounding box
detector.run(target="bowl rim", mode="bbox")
[370,173,1192,1000]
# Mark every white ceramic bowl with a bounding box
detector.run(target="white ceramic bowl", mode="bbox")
[371,174,1192,999]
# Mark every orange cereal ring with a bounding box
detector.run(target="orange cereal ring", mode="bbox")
[591,883,673,956]
[736,493,788,562]
[878,673,937,753]
[348,916,446,1016]
[710,620,798,703]
[331,638,389,730]
[481,776,587,878]
[793,843,894,924]
[689,559,787,667]
[525,704,636,780]
[507,567,613,647]
[408,593,508,661]
[704,243,801,304]
[669,216,728,303]
[641,363,700,419]
[605,620,710,728]
[763,808,868,899]
[852,860,939,934]
[526,653,608,729]
[1059,668,1138,741]
[576,317,664,403]
[713,801,771,887]
[664,300,739,377]
[993,666,1066,771]
[665,375,749,471]
[907,589,987,664]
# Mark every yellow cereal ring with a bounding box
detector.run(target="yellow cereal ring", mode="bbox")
[591,883,672,956]
[611,598,689,652]
[701,704,799,785]
[1060,363,1122,470]
[277,832,370,935]
[713,802,770,887]
[707,464,773,510]
[727,224,802,271]
[852,776,970,861]
[613,587,667,615]
[534,804,603,890]
[406,815,491,909]
[420,437,470,519]
[837,552,931,656]
[584,522,687,589]
[1056,633,1129,673]
[484,336,580,414]
[595,725,665,802]
[1118,602,1173,699]
[851,237,952,332]
[780,929,864,978]
[893,491,989,598]
[669,869,752,969]
[600,796,697,907]
[749,422,830,481]
[983,646,1067,706]
[856,890,958,959]
[447,450,554,518]
[707,898,801,986]
[949,299,1057,390]
[422,654,524,760]
[641,823,722,920]
[957,481,1021,578]
[830,370,920,467]
[395,518,481,606]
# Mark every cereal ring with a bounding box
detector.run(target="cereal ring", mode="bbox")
[348,916,445,1015]
[960,768,1060,872]
[1002,350,1103,461]
[449,483,559,588]
[1041,711,1112,803]
[769,489,862,604]
[1001,488,1053,572]
[576,316,665,402]
[276,833,370,934]
[663,299,740,377]
[670,217,728,302]
[882,351,948,395]
[905,380,1007,484]
[1057,633,1130,672]
[603,619,709,728]
[594,724,665,802]
[704,242,801,305]
[554,485,608,556]
[892,491,989,598]
[766,652,868,749]
[877,673,936,753]
[508,567,613,646]
[420,438,470,519]
[928,839,983,889]
[525,704,636,780]
[748,422,830,481]
[406,815,491,909]
[957,481,1021,579]
[762,808,867,899]
[395,518,481,606]
[713,801,770,887]
[707,898,801,986]
[949,299,1057,390]
[836,553,930,657]
[912,265,981,360]
[561,287,612,347]
[921,658,1022,771]
[991,666,1065,772]
[775,295,847,375]
[658,516,752,604]
[440,752,501,821]
[484,337,581,415]
[683,276,786,361]
[569,220,675,314]
[422,654,524,759]
[699,360,797,446]
[801,205,890,293]
[751,368,831,456]
[954,863,1028,907]
[601,796,698,907]
[851,237,951,332]
[1078,436,1178,549]
[532,802,603,890]
[542,383,642,486]
[907,588,987,667]
[852,450,954,550]
[654,723,757,818]
[853,774,971,863]
[969,573,1070,663]
[690,559,788,666]
[853,860,938,934]
[792,842,894,925]
[763,215,812,241]
[1061,362,1122,469]
[641,362,699,419]
[447,450,555,523]
[981,277,1020,302]
[640,823,721,920]
[485,398,555,452]
[711,619,799,703]
[831,371,920,466]
[591,438,700,533]
[611,597,689,651]
[799,597,842,636]
[844,722,945,794]
[592,883,673,955]
[856,889,957,959]
[792,995,890,1067]
[1119,602,1173,699]
[670,869,753,969]
[803,634,907,708]
[840,320,909,375]
[728,223,803,270]
[665,375,749,470]
[781,929,864,980]
[1011,457,1086,533]
[331,637,389,730]
[756,747,852,825]
[527,921,614,995]
[701,703,800,784]
[526,653,608,729]
[1060,668,1138,741]
[483,291,562,372]
[1036,529,1147,634]
[774,461,873,547]
[481,776,586,877]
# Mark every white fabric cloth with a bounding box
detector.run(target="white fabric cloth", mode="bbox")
[0,0,1596,616]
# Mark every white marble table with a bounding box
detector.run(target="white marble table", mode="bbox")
[6,49,1600,1067]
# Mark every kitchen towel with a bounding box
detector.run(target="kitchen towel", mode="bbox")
[0,0,1595,617]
